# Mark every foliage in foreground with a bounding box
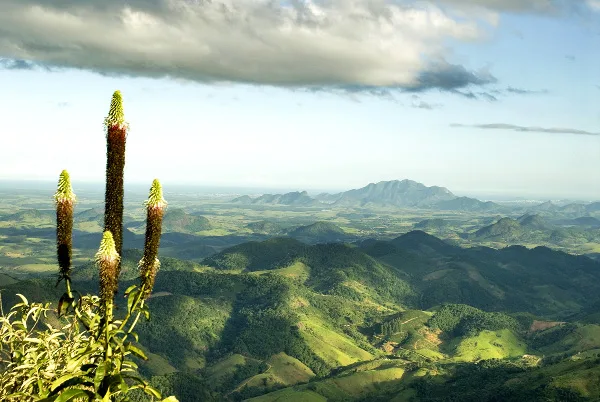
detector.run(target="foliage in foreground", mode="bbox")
[0,91,176,401]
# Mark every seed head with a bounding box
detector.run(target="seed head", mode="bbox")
[103,90,128,130]
[144,179,167,211]
[54,170,76,205]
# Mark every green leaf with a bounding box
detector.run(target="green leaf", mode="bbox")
[94,361,109,392]
[161,397,179,402]
[124,284,137,295]
[102,390,112,402]
[16,293,29,305]
[50,374,80,392]
[54,389,94,402]
[126,343,147,360]
[126,288,139,314]
[144,385,162,399]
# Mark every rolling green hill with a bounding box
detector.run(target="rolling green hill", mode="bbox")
[2,230,600,401]
[288,221,349,243]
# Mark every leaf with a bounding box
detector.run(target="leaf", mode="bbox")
[48,378,94,397]
[124,284,137,296]
[53,389,93,402]
[16,293,29,305]
[144,385,162,399]
[50,374,80,392]
[95,361,109,392]
[161,397,179,402]
[126,343,147,360]
[127,288,139,314]
[57,293,75,317]
[102,389,112,402]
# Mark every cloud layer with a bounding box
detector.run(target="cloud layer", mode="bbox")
[451,123,600,136]
[0,0,485,92]
[0,1,596,92]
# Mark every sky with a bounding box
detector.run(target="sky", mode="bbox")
[0,0,599,200]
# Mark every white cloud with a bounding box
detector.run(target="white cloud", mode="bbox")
[587,0,600,11]
[0,0,594,91]
[0,0,493,91]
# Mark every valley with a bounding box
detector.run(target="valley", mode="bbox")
[1,179,600,401]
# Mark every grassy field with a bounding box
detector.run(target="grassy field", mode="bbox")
[251,261,310,282]
[237,353,315,392]
[249,364,406,401]
[299,316,373,366]
[447,329,527,362]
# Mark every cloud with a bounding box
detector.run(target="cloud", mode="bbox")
[505,86,549,95]
[451,123,600,136]
[409,62,497,92]
[410,95,442,109]
[0,0,501,94]
[0,58,36,70]
[587,0,600,12]
[413,100,442,109]
[564,55,576,61]
[437,0,600,14]
[448,89,498,101]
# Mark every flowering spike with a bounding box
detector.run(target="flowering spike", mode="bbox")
[54,170,76,205]
[96,231,121,302]
[145,179,167,211]
[104,90,128,281]
[55,170,75,282]
[103,90,127,129]
[140,179,166,298]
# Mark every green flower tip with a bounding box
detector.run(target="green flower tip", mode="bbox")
[54,170,76,204]
[145,179,167,210]
[104,90,127,129]
[95,231,120,264]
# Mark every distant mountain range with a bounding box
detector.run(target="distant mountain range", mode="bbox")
[230,180,600,214]
[232,190,320,206]
[231,180,505,211]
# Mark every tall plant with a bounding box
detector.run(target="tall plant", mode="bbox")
[103,90,128,289]
[0,91,176,402]
[54,170,76,296]
[139,179,167,299]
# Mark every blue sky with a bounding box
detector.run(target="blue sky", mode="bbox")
[0,1,598,200]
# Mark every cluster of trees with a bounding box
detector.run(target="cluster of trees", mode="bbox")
[428,304,522,337]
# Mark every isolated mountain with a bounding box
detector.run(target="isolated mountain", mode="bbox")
[390,230,459,256]
[517,214,550,229]
[326,179,455,208]
[127,208,212,234]
[162,208,211,233]
[288,221,349,243]
[246,220,287,234]
[231,195,253,204]
[473,217,524,240]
